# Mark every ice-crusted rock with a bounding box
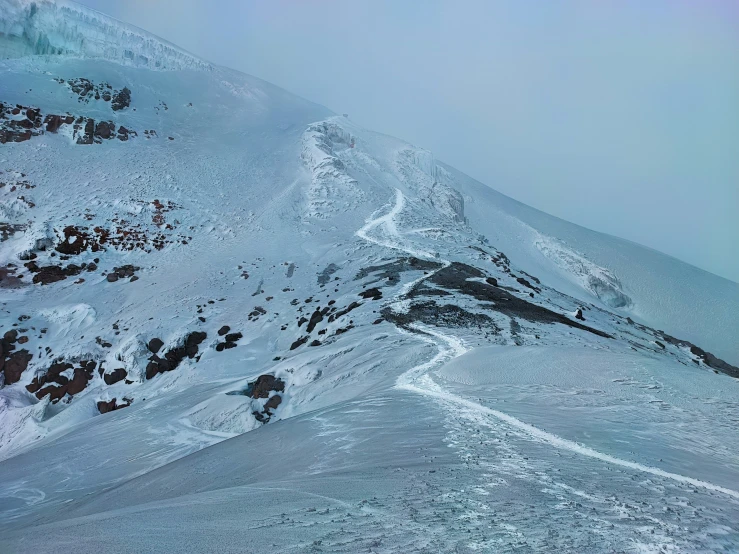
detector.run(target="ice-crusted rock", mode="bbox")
[0,0,211,70]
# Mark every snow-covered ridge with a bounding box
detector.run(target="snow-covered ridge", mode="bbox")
[396,147,465,223]
[0,0,211,70]
[301,119,362,218]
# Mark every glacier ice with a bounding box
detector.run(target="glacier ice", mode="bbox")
[0,0,211,70]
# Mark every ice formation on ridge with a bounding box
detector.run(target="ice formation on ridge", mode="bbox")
[0,0,211,70]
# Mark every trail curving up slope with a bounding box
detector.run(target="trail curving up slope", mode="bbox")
[356,188,739,502]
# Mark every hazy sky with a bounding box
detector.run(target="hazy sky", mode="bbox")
[77,0,739,282]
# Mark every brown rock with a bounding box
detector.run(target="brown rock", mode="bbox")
[4,350,32,384]
[148,338,164,354]
[98,397,132,414]
[111,87,131,111]
[94,120,116,140]
[45,114,63,133]
[104,367,127,385]
[264,394,282,412]
[250,374,285,399]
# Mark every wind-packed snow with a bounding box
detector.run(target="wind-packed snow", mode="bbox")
[0,6,737,551]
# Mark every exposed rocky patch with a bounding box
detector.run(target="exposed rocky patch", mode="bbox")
[105,265,141,283]
[247,374,285,423]
[0,102,44,144]
[327,301,360,323]
[0,265,26,288]
[306,309,324,333]
[111,87,131,111]
[97,397,132,414]
[0,223,27,241]
[0,170,35,192]
[382,302,498,331]
[103,368,128,386]
[290,336,310,350]
[54,78,131,112]
[147,338,164,354]
[145,331,207,380]
[23,260,93,285]
[73,117,118,145]
[1,101,140,145]
[659,332,739,378]
[356,257,442,286]
[1,330,33,385]
[248,306,266,321]
[215,331,242,352]
[422,262,612,338]
[359,287,383,300]
[26,360,98,402]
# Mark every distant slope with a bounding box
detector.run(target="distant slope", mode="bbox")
[445,164,739,365]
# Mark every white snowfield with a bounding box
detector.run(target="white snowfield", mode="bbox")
[0,2,738,552]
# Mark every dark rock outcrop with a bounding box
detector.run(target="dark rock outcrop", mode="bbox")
[146,331,207,380]
[148,338,164,354]
[290,336,309,350]
[3,349,33,384]
[111,87,131,111]
[247,374,285,423]
[250,374,285,399]
[27,360,96,402]
[306,309,323,333]
[359,287,383,300]
[24,260,85,285]
[98,397,132,414]
[104,368,128,386]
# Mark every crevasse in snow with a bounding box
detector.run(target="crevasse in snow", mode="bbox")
[0,0,210,70]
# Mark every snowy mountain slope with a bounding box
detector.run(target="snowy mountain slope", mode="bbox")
[0,3,738,552]
[443,165,739,365]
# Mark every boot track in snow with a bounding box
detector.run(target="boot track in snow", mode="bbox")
[356,188,739,502]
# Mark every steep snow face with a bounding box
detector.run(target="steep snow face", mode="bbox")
[0,0,210,70]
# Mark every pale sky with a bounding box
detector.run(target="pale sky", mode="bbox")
[77,0,739,282]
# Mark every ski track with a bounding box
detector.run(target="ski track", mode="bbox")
[356,188,739,503]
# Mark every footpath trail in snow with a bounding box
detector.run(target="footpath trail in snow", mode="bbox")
[357,188,739,503]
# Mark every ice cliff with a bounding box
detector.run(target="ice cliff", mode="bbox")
[0,0,210,70]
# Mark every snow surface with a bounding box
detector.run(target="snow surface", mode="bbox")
[0,5,738,551]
